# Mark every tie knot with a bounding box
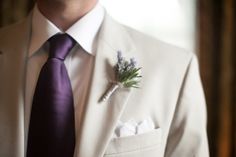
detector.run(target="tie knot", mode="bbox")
[48,33,75,60]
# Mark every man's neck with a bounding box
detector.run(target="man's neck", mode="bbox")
[37,0,98,31]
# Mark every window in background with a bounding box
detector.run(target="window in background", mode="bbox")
[100,0,196,53]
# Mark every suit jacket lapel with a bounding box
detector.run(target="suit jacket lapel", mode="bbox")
[0,15,32,157]
[76,14,136,157]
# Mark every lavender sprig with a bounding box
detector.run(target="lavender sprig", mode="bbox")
[116,51,142,88]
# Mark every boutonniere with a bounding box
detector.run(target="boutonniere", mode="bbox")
[100,51,142,102]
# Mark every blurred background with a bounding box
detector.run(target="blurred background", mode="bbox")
[0,0,235,156]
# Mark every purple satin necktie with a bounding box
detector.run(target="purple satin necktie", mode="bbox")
[27,33,76,157]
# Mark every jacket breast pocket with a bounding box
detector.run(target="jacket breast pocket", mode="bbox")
[104,128,162,157]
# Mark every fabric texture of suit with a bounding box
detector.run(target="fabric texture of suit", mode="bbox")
[0,11,209,157]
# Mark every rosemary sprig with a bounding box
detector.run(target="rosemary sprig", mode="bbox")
[116,51,142,88]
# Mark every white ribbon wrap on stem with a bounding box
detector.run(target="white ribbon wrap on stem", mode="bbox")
[100,83,120,102]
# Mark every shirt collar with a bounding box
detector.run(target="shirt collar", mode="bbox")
[28,3,105,57]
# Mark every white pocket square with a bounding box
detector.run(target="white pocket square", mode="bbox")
[114,117,155,138]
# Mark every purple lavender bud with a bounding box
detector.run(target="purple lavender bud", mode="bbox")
[130,58,137,68]
[117,51,123,63]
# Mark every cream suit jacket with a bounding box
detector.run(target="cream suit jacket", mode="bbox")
[0,12,209,157]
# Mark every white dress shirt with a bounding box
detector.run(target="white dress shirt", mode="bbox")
[25,2,105,149]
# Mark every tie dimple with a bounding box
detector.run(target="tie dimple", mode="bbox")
[48,33,75,60]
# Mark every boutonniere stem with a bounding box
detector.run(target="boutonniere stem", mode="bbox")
[101,83,120,102]
[100,51,142,102]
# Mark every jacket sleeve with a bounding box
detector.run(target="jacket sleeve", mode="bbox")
[164,54,209,157]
